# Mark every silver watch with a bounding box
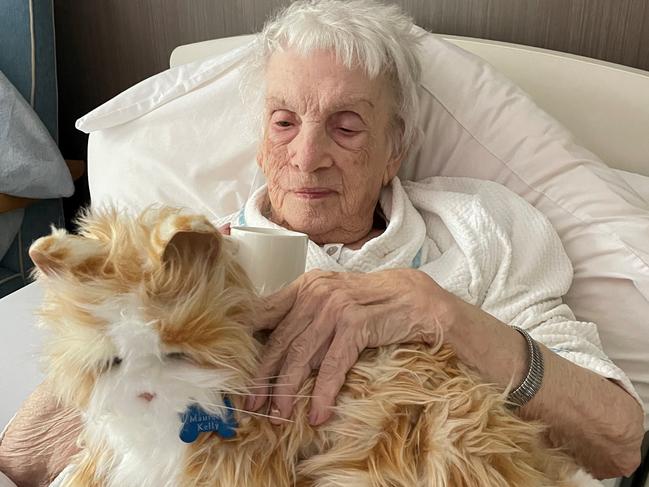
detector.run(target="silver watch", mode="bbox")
[507,326,544,408]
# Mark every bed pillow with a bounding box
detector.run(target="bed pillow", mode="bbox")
[77,32,649,425]
[0,72,73,262]
[0,72,72,199]
[618,170,649,206]
[400,33,649,426]
[80,41,260,221]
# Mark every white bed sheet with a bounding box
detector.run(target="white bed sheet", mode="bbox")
[0,282,45,431]
[619,169,649,206]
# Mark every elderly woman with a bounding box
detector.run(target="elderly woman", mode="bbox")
[230,0,644,478]
[0,0,643,484]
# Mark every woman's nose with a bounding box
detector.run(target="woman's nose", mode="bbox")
[289,125,333,172]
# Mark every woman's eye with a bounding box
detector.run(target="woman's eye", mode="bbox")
[270,110,296,131]
[330,112,365,139]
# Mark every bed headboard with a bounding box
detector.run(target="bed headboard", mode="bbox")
[53,0,649,180]
[170,34,649,177]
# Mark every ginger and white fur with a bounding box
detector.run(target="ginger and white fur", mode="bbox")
[31,208,584,486]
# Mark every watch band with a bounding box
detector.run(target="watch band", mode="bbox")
[507,326,544,408]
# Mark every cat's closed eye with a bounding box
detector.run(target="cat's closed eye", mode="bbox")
[100,356,123,373]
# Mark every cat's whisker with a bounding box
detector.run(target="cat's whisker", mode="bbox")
[245,374,291,381]
[200,402,294,423]
[209,360,241,374]
[228,392,314,399]
[232,382,296,389]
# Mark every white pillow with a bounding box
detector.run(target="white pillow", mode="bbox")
[78,32,649,425]
[618,170,649,205]
[80,41,261,220]
[403,34,649,426]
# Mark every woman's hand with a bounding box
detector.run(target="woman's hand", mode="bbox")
[246,268,456,425]
[0,381,81,487]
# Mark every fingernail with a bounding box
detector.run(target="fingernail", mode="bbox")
[308,409,319,426]
[269,404,283,425]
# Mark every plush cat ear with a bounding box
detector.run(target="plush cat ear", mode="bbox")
[156,213,223,269]
[29,228,106,277]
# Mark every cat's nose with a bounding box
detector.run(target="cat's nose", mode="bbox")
[137,392,156,402]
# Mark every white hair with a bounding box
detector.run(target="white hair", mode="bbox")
[245,0,425,157]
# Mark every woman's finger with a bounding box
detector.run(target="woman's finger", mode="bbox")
[269,322,335,422]
[268,360,312,425]
[246,309,314,411]
[308,329,365,426]
[250,276,302,331]
[217,223,231,235]
[245,331,289,412]
[246,271,341,412]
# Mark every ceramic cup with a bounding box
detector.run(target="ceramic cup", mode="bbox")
[229,226,309,295]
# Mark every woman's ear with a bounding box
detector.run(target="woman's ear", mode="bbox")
[382,155,403,186]
[255,148,270,180]
[256,149,264,169]
[382,119,405,186]
[29,229,107,278]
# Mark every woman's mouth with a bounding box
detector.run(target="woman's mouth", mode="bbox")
[292,188,335,200]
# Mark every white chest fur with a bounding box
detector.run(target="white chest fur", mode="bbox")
[84,405,188,487]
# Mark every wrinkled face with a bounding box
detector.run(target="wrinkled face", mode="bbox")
[29,209,258,459]
[258,49,402,244]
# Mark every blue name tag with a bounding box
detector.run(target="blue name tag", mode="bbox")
[179,397,238,443]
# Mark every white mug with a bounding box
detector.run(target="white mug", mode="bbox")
[229,226,309,295]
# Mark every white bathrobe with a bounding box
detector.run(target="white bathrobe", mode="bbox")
[234,176,639,401]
